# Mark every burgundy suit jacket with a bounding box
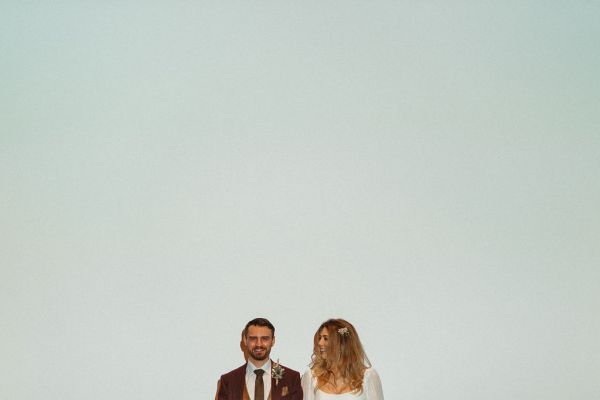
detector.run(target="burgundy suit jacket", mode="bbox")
[217,362,302,400]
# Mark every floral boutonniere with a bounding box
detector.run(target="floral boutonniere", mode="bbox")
[272,359,285,386]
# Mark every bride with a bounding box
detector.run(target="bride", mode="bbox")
[301,319,384,399]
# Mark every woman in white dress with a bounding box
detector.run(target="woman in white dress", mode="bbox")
[301,319,384,400]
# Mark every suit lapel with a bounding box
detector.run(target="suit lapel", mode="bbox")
[242,383,250,400]
[270,363,279,400]
[233,364,247,400]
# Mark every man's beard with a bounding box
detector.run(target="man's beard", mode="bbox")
[250,347,269,360]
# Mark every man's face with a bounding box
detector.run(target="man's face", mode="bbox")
[244,325,275,363]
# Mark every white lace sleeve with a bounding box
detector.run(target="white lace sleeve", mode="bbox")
[364,368,384,400]
[301,369,315,400]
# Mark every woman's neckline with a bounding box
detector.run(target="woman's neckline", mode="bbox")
[318,388,355,395]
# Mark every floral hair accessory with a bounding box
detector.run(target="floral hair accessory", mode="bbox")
[272,359,285,386]
[337,327,350,337]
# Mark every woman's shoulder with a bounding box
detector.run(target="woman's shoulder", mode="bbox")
[301,368,316,382]
[362,367,383,396]
[363,367,381,381]
[301,368,317,393]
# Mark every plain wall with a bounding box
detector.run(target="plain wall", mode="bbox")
[2,2,599,399]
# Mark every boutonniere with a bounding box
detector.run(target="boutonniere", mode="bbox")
[272,359,285,386]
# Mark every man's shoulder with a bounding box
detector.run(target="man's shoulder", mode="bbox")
[220,364,246,380]
[278,363,301,379]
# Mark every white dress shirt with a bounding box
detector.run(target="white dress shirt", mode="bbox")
[246,359,272,400]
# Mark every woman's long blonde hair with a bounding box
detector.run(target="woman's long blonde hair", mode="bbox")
[310,318,371,393]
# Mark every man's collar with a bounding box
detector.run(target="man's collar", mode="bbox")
[246,359,272,375]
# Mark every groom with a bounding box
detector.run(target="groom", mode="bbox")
[216,318,302,400]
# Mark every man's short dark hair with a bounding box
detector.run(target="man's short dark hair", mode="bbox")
[243,317,275,338]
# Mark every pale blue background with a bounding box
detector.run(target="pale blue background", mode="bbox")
[2,2,599,399]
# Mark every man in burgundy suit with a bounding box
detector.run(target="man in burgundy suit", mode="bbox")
[216,318,302,400]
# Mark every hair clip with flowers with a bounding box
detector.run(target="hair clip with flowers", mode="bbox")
[337,327,350,337]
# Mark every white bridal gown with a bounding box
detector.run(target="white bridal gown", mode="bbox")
[301,368,384,400]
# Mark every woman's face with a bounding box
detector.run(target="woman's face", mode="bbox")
[317,327,329,359]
